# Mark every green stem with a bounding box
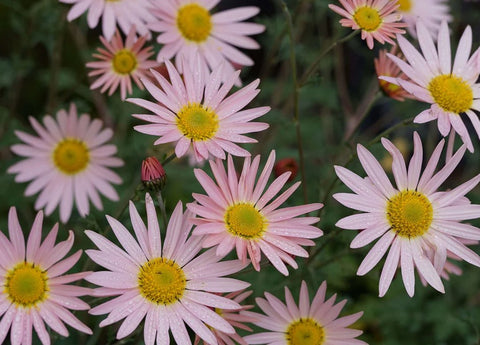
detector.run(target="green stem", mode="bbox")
[157,191,168,230]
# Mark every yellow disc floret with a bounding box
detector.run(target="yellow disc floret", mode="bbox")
[53,138,90,175]
[176,103,219,141]
[224,203,266,240]
[112,49,138,75]
[286,318,325,345]
[5,262,48,307]
[387,190,433,238]
[138,257,186,305]
[397,0,412,12]
[428,75,473,114]
[353,6,382,32]
[177,3,212,42]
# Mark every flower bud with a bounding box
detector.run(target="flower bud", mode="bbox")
[141,157,166,191]
[274,158,298,182]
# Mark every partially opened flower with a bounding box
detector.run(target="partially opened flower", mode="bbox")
[334,132,480,297]
[380,21,480,152]
[0,207,92,345]
[8,103,123,223]
[150,0,264,84]
[128,59,270,162]
[328,0,407,49]
[87,27,159,100]
[187,151,323,276]
[396,0,451,37]
[85,193,250,345]
[60,0,155,40]
[243,281,366,345]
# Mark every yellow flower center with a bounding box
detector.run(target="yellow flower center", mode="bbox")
[53,138,90,175]
[176,103,219,141]
[112,49,137,75]
[353,6,382,32]
[386,190,433,238]
[286,318,325,345]
[397,0,412,12]
[138,257,186,305]
[224,203,266,240]
[176,3,212,43]
[428,75,473,114]
[4,262,48,307]
[379,79,401,96]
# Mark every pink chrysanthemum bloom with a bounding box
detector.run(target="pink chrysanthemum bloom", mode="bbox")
[150,0,264,84]
[194,290,255,345]
[128,59,270,162]
[86,27,159,100]
[8,103,123,223]
[396,0,451,37]
[187,151,323,276]
[381,21,480,152]
[333,132,480,297]
[85,193,250,345]
[60,0,155,40]
[328,0,407,49]
[243,281,366,345]
[0,207,92,345]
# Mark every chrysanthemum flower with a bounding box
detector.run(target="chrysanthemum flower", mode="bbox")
[187,151,323,276]
[128,59,270,162]
[60,0,155,40]
[380,21,480,152]
[328,0,407,49]
[194,290,255,345]
[87,27,159,100]
[396,0,451,37]
[85,193,250,345]
[334,132,480,297]
[150,0,264,83]
[0,207,92,344]
[243,281,366,345]
[8,103,123,223]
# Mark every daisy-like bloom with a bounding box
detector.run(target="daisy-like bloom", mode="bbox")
[243,281,366,345]
[194,290,255,345]
[150,0,265,83]
[128,58,270,162]
[0,207,92,345]
[60,0,156,40]
[87,27,159,100]
[8,103,123,223]
[187,151,323,276]
[381,21,480,152]
[396,0,451,37]
[328,0,407,49]
[85,193,250,345]
[333,132,480,297]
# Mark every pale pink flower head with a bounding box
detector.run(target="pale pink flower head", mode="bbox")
[128,58,270,163]
[60,0,156,40]
[243,281,367,345]
[0,207,92,345]
[85,193,250,345]
[187,151,324,276]
[397,0,451,37]
[87,27,159,100]
[334,132,480,297]
[328,0,407,49]
[8,103,124,223]
[150,0,265,84]
[380,21,480,152]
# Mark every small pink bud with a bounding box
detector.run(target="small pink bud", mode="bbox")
[274,158,298,182]
[142,157,166,191]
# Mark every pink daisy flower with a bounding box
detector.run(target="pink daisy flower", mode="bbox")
[60,0,156,40]
[150,0,264,84]
[85,193,250,345]
[187,151,323,276]
[8,103,123,223]
[334,132,480,297]
[128,58,270,162]
[396,0,451,37]
[243,281,366,345]
[380,21,480,152]
[86,27,159,100]
[328,0,407,49]
[0,207,92,345]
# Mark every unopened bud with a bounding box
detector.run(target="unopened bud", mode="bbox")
[274,158,298,182]
[141,157,166,191]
